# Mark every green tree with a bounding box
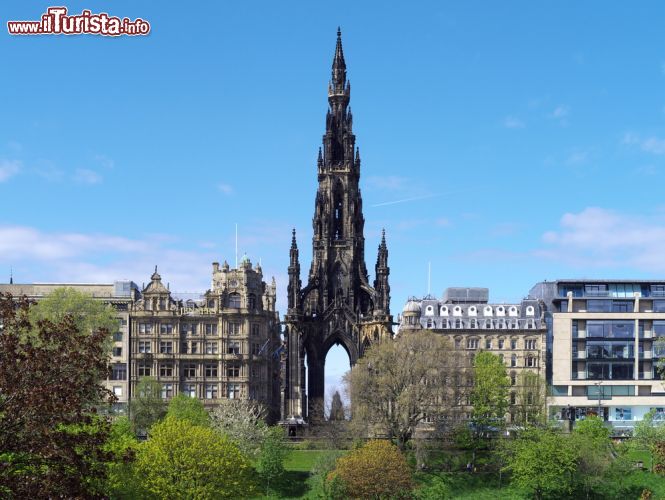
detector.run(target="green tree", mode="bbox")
[135,415,256,499]
[633,409,665,472]
[345,331,459,450]
[103,416,141,498]
[0,293,116,498]
[502,426,578,499]
[129,377,166,435]
[166,393,209,427]
[332,440,413,499]
[572,416,612,496]
[256,426,287,496]
[469,351,509,466]
[28,287,119,350]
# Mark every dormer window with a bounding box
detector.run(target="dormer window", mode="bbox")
[425,305,434,316]
[440,307,449,316]
[526,306,535,316]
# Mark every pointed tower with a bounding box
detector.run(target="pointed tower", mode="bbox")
[283,30,393,426]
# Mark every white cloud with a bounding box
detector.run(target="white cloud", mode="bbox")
[550,105,569,119]
[0,159,21,182]
[503,116,525,129]
[623,132,665,155]
[94,154,115,169]
[73,168,102,184]
[539,207,665,271]
[565,149,589,165]
[217,183,234,195]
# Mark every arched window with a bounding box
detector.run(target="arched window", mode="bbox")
[526,306,535,316]
[248,294,256,310]
[511,354,517,367]
[455,318,463,329]
[207,299,215,308]
[425,305,434,316]
[510,372,516,385]
[469,319,477,329]
[426,319,433,328]
[486,319,493,329]
[227,293,241,308]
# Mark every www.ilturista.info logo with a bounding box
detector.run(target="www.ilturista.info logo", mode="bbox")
[7,7,150,36]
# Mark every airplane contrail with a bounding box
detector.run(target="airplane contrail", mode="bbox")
[370,193,439,208]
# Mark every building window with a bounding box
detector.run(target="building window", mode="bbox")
[111,363,127,380]
[615,408,632,421]
[510,392,516,405]
[485,320,493,329]
[525,339,537,350]
[161,383,173,399]
[227,293,241,308]
[183,383,196,397]
[159,341,173,354]
[469,319,477,329]
[190,342,198,354]
[138,341,151,353]
[205,323,218,336]
[510,372,516,385]
[227,364,240,378]
[207,299,215,309]
[205,384,218,399]
[248,294,256,310]
[160,324,174,334]
[228,322,241,335]
[183,363,196,378]
[454,338,461,349]
[426,319,433,328]
[138,323,153,335]
[113,331,123,341]
[510,339,517,350]
[181,323,196,335]
[112,346,122,357]
[485,338,492,349]
[205,364,218,377]
[138,363,151,377]
[510,355,517,367]
[455,319,462,328]
[498,339,505,349]
[525,356,537,367]
[228,341,240,355]
[113,386,123,397]
[467,338,478,350]
[251,324,260,337]
[159,364,173,377]
[200,341,215,354]
[227,383,240,399]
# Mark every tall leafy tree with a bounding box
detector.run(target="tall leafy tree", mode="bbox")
[502,426,578,499]
[345,330,460,450]
[0,291,117,498]
[135,416,256,498]
[632,409,665,472]
[468,351,509,466]
[129,376,167,434]
[256,426,287,496]
[166,393,209,427]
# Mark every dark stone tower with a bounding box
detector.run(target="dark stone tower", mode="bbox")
[284,29,393,424]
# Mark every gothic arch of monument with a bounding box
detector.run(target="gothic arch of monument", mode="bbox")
[283,30,393,424]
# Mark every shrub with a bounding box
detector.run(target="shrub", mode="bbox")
[332,440,412,498]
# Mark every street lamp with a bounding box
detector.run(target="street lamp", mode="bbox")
[593,381,602,420]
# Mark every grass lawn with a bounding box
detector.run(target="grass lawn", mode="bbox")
[283,449,346,472]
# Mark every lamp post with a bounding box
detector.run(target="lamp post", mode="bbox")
[594,381,602,420]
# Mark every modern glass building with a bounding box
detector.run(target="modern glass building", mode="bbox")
[530,280,665,433]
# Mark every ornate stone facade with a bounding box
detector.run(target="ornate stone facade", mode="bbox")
[398,288,547,423]
[283,30,393,424]
[130,260,281,421]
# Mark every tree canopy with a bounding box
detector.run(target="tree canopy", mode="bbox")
[134,416,256,499]
[0,291,117,498]
[345,330,461,449]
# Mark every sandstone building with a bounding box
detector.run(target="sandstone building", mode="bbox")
[398,287,547,424]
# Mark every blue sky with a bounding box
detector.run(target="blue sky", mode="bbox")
[4,1,665,399]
